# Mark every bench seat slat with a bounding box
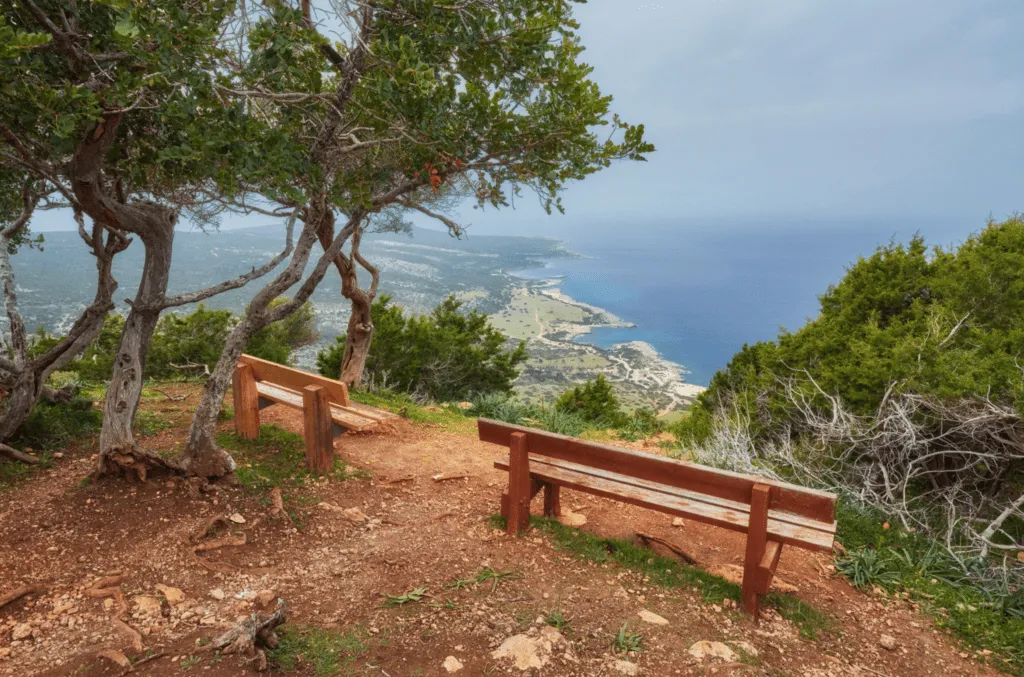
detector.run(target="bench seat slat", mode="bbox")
[507,453,836,536]
[255,381,381,432]
[494,454,835,552]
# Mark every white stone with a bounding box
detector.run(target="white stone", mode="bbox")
[11,624,32,641]
[671,517,685,527]
[155,585,185,606]
[612,659,641,675]
[729,640,758,657]
[880,634,897,651]
[637,610,668,626]
[491,626,566,671]
[228,513,246,524]
[687,641,738,662]
[442,656,464,673]
[209,588,225,601]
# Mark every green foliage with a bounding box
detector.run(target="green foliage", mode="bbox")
[317,295,526,402]
[383,587,428,607]
[146,305,235,378]
[617,408,664,442]
[9,398,101,453]
[543,607,572,631]
[269,626,368,676]
[832,505,1024,672]
[613,623,644,657]
[555,375,624,426]
[683,217,1024,446]
[52,301,315,381]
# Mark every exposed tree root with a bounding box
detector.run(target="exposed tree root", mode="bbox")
[190,515,247,572]
[0,583,46,610]
[95,444,183,482]
[635,531,699,566]
[205,603,289,671]
[179,441,237,479]
[40,384,77,404]
[0,443,40,465]
[97,649,131,669]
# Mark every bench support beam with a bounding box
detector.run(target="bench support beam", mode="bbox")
[505,432,532,535]
[302,385,334,474]
[742,483,772,619]
[543,483,561,517]
[232,364,260,440]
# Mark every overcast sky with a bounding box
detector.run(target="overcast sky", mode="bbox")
[35,1,1023,238]
[451,0,1023,237]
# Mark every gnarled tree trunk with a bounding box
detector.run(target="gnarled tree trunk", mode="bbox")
[315,219,378,388]
[96,218,180,479]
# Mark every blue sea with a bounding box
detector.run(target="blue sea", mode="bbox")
[514,217,980,386]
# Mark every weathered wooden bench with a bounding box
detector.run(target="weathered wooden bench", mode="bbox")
[479,418,837,619]
[232,354,395,472]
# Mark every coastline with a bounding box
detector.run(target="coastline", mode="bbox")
[490,274,705,415]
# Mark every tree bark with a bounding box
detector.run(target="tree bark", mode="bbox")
[95,219,181,478]
[314,217,378,388]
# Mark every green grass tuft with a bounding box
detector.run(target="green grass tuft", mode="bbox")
[216,425,353,494]
[269,625,368,676]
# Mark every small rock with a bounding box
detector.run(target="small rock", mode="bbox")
[612,659,641,675]
[442,656,464,673]
[228,513,246,524]
[132,596,163,617]
[155,585,186,607]
[556,509,587,527]
[492,627,566,670]
[11,624,32,641]
[638,610,668,626]
[255,590,277,609]
[687,640,738,663]
[671,517,684,527]
[880,634,897,651]
[1017,551,1024,563]
[342,507,368,523]
[209,588,225,601]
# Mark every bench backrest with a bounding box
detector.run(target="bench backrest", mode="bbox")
[478,418,836,524]
[239,354,350,407]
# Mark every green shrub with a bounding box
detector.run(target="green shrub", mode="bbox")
[554,374,624,425]
[53,300,316,381]
[531,407,587,437]
[317,294,526,401]
[617,407,663,441]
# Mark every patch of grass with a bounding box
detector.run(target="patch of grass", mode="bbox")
[179,655,201,671]
[351,390,476,433]
[269,625,367,676]
[135,410,173,436]
[383,586,428,607]
[612,622,643,657]
[216,425,352,494]
[1,398,102,490]
[508,515,834,640]
[833,501,1024,674]
[10,398,101,452]
[475,567,523,593]
[543,607,572,631]
[445,576,476,591]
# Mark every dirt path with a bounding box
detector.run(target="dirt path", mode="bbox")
[0,389,1004,677]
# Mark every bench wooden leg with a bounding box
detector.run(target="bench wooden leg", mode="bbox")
[505,432,531,535]
[232,364,260,440]
[543,483,561,517]
[741,483,771,619]
[302,385,334,474]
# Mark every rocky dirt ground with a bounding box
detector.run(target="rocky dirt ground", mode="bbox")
[0,385,1005,677]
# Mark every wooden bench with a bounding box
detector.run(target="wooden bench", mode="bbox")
[232,354,395,472]
[479,418,837,619]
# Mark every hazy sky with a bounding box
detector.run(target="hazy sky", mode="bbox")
[35,1,1023,238]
